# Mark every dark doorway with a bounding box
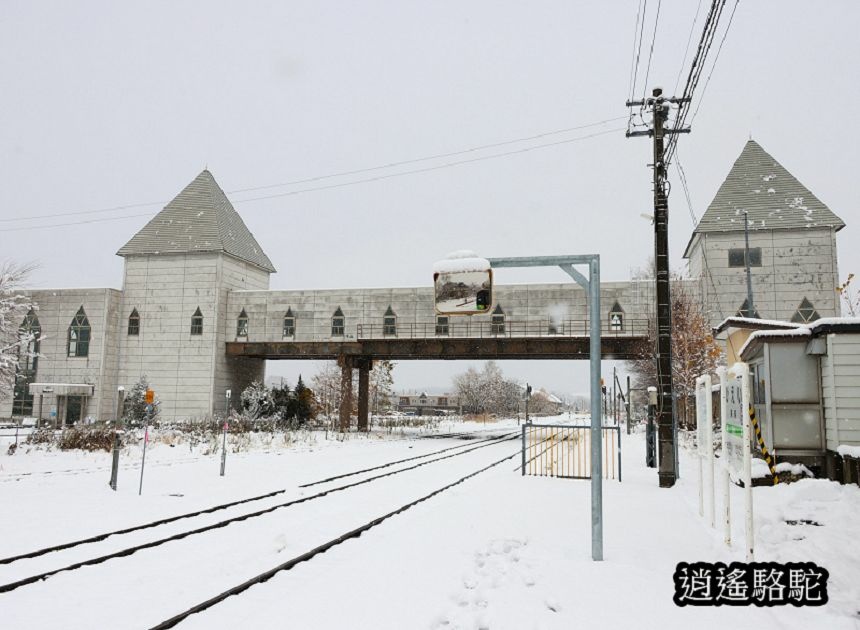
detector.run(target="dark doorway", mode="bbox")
[66,396,84,425]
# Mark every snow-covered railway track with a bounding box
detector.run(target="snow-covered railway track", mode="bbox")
[0,432,519,598]
[0,433,512,567]
[151,447,521,629]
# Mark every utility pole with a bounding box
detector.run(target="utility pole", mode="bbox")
[742,209,755,317]
[627,87,690,488]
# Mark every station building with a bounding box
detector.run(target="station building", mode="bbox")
[2,141,845,424]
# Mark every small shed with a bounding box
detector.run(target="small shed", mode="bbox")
[717,318,860,479]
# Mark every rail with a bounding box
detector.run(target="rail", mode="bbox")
[356,318,648,340]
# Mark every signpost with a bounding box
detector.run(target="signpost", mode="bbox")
[221,389,231,477]
[695,375,714,528]
[726,362,754,560]
[109,386,125,491]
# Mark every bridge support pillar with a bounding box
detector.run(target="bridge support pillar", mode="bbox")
[356,358,372,432]
[338,356,354,432]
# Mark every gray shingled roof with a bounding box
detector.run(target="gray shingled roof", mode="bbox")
[117,170,276,272]
[693,140,845,235]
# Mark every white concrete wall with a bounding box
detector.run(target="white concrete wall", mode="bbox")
[212,255,270,414]
[118,253,223,421]
[0,288,119,423]
[687,227,840,326]
[822,333,860,450]
[226,281,656,342]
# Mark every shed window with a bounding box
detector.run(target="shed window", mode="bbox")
[191,307,204,335]
[236,309,249,337]
[790,298,820,323]
[331,307,345,336]
[491,305,505,335]
[283,308,295,337]
[128,309,140,336]
[67,307,91,357]
[383,306,397,336]
[728,247,761,268]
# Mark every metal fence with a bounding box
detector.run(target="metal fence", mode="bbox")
[521,423,621,481]
[357,318,648,340]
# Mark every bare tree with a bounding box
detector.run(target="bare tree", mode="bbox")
[453,361,521,416]
[0,261,37,401]
[628,275,723,428]
[310,362,341,424]
[837,273,859,316]
[370,360,395,414]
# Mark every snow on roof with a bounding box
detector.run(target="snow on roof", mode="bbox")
[738,317,860,358]
[712,316,800,335]
[432,251,491,274]
[837,445,860,458]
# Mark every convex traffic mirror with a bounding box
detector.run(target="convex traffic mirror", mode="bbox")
[433,251,493,315]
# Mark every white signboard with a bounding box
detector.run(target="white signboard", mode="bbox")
[724,377,744,475]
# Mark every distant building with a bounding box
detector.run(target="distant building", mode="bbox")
[391,391,460,416]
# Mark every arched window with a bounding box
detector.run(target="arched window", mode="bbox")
[19,309,41,373]
[68,307,91,357]
[190,307,203,335]
[383,306,397,336]
[435,315,449,336]
[283,308,296,338]
[331,307,345,336]
[236,309,249,337]
[609,301,624,332]
[12,310,41,416]
[491,305,505,335]
[791,298,820,323]
[128,308,140,336]
[736,299,760,319]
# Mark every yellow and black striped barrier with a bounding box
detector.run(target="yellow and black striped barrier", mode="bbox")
[748,405,779,485]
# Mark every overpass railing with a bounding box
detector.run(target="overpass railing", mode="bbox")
[356,318,648,340]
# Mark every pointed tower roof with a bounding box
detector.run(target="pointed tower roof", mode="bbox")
[693,140,844,236]
[117,170,275,272]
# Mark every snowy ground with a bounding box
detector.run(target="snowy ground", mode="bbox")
[1,416,858,630]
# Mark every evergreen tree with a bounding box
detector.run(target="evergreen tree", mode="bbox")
[123,375,160,427]
[293,375,317,424]
[271,381,292,421]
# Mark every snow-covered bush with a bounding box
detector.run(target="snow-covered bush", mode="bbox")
[122,376,160,427]
[241,381,275,419]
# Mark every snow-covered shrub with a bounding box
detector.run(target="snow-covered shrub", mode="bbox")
[58,425,115,452]
[122,376,160,427]
[241,381,274,419]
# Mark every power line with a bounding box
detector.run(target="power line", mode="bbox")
[641,0,662,101]
[665,0,728,167]
[674,150,698,226]
[230,116,628,195]
[1,115,627,225]
[0,126,625,233]
[235,127,625,203]
[690,0,740,123]
[628,0,647,105]
[673,0,704,95]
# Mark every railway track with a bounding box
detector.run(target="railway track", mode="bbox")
[152,447,521,629]
[0,432,520,594]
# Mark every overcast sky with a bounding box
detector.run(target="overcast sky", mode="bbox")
[2,1,857,396]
